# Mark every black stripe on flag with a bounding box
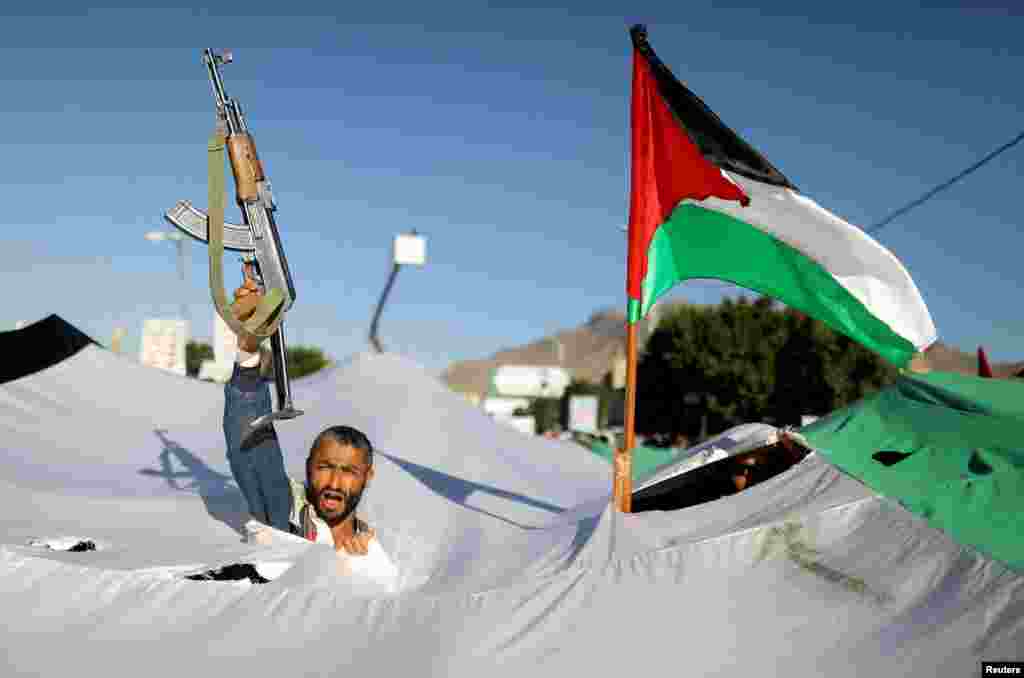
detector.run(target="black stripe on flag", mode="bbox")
[630,25,797,191]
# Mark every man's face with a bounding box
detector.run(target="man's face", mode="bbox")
[730,453,761,492]
[306,440,374,527]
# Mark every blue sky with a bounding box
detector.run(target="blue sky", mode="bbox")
[2,2,1022,374]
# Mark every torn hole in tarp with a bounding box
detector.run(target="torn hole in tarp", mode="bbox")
[872,450,913,467]
[27,537,99,552]
[185,563,270,585]
[966,450,994,476]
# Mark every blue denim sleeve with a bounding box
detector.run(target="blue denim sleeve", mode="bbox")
[222,363,294,531]
[222,363,275,456]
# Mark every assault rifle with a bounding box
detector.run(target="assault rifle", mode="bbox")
[164,48,302,434]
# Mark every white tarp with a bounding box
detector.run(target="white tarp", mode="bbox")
[0,341,1021,676]
[635,422,781,492]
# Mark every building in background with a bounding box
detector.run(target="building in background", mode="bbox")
[568,395,600,433]
[444,305,674,423]
[198,311,238,383]
[139,319,188,376]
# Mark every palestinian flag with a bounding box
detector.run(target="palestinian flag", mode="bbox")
[625,26,936,367]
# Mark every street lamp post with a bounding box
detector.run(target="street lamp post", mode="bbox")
[549,335,564,365]
[369,230,426,353]
[145,230,189,322]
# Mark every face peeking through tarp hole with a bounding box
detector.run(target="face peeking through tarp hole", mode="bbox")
[305,426,375,528]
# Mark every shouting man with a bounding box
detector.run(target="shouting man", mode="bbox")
[291,425,387,558]
[224,266,397,582]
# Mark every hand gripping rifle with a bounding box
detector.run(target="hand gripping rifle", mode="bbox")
[164,48,302,434]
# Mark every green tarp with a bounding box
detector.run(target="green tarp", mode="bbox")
[800,370,1023,572]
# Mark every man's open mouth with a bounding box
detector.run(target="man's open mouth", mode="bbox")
[319,491,345,511]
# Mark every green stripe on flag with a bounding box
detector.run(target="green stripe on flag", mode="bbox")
[627,298,643,325]
[639,203,917,367]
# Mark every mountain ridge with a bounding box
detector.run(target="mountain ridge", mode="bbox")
[443,306,1022,398]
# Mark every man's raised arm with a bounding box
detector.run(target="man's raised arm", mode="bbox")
[221,267,293,532]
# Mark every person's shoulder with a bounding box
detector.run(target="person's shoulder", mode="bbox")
[287,475,309,527]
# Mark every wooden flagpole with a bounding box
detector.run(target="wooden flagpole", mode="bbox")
[614,321,638,512]
[614,23,649,513]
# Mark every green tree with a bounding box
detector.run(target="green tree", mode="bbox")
[184,341,331,380]
[186,341,214,378]
[529,397,562,434]
[638,296,788,437]
[286,345,330,379]
[638,296,896,437]
[772,310,897,425]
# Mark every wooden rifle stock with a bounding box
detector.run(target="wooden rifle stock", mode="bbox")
[226,133,265,203]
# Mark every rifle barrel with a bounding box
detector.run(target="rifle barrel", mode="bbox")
[204,48,239,134]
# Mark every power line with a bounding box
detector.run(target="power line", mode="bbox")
[866,129,1024,235]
